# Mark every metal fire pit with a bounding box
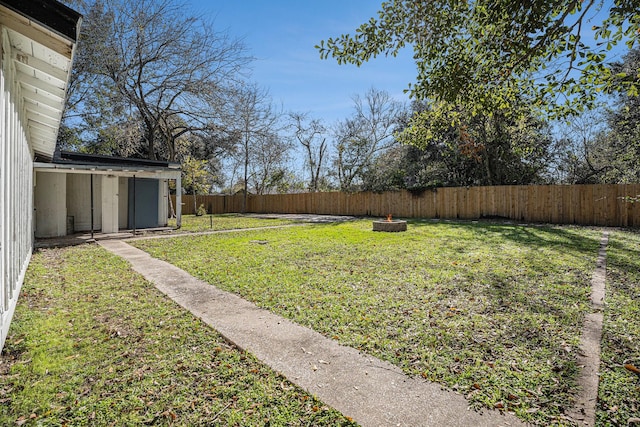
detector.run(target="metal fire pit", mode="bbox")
[372,220,407,232]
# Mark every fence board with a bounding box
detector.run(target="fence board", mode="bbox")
[172,184,640,227]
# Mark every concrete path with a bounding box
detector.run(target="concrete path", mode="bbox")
[98,239,526,427]
[568,231,609,426]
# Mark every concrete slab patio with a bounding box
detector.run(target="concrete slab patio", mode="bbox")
[98,239,526,427]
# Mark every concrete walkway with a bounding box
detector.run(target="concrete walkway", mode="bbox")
[568,231,609,426]
[98,239,526,427]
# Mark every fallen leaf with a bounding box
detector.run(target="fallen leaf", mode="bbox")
[161,411,177,421]
[625,364,640,376]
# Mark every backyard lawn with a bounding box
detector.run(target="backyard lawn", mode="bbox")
[167,213,302,233]
[0,245,355,426]
[597,230,640,425]
[2,216,638,426]
[132,219,640,426]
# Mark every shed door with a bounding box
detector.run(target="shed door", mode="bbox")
[128,178,159,229]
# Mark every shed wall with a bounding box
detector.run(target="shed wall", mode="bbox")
[101,175,119,233]
[66,173,102,232]
[34,172,66,237]
[158,179,168,227]
[118,177,128,228]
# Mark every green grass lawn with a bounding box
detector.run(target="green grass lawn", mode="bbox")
[168,213,302,233]
[0,245,356,426]
[133,219,615,425]
[5,218,638,426]
[597,230,640,425]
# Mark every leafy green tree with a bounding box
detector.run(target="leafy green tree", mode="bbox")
[358,94,553,190]
[248,132,293,195]
[360,144,413,192]
[606,48,640,181]
[396,99,554,186]
[317,1,639,117]
[181,156,212,213]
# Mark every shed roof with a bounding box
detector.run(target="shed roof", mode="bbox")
[0,0,81,161]
[34,151,181,180]
[56,151,181,169]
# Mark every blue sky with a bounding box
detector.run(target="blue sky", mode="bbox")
[190,1,417,125]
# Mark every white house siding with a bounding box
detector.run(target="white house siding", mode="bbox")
[0,28,34,349]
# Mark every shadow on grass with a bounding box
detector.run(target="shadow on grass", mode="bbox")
[604,233,640,281]
[406,218,603,256]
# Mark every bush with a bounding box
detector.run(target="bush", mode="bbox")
[196,204,207,216]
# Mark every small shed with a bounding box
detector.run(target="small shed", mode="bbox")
[34,151,182,237]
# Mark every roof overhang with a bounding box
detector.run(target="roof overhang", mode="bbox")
[0,0,81,161]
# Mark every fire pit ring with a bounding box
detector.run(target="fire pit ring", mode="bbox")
[372,219,407,232]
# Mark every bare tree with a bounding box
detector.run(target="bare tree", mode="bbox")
[332,88,405,191]
[248,132,293,195]
[61,0,251,161]
[289,113,328,192]
[227,84,282,210]
[552,109,614,184]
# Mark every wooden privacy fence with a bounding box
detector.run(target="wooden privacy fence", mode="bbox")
[173,184,640,227]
